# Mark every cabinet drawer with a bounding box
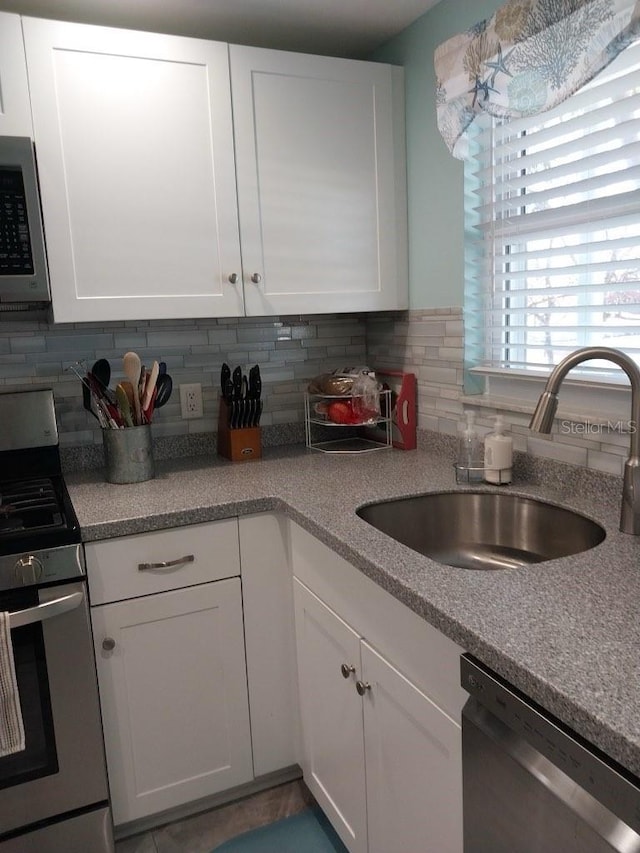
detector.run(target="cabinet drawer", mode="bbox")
[85,519,240,605]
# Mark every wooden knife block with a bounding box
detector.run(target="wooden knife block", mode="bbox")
[217,398,262,462]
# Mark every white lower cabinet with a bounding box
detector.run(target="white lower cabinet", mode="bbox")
[361,642,463,853]
[294,579,368,853]
[85,512,463,847]
[292,522,465,853]
[86,521,253,826]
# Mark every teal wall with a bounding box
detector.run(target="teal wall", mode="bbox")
[373,0,501,309]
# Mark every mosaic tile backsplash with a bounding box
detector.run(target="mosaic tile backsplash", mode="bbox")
[0,308,630,477]
[0,313,367,449]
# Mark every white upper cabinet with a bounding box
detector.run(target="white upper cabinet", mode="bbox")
[0,14,33,136]
[230,45,408,315]
[22,19,244,322]
[21,19,408,322]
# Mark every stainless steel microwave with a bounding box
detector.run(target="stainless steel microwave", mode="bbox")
[0,136,50,309]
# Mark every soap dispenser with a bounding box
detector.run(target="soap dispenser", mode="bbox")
[484,415,513,484]
[457,411,483,483]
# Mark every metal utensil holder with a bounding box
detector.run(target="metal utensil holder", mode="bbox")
[103,424,155,483]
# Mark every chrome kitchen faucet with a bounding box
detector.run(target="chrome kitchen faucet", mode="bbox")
[529,347,640,535]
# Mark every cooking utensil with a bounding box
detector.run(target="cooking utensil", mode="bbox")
[120,380,136,420]
[85,370,121,428]
[154,373,173,409]
[91,358,112,395]
[143,361,159,412]
[123,352,142,425]
[138,364,147,419]
[81,378,95,421]
[116,383,134,427]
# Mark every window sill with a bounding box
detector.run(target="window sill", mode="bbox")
[466,367,633,428]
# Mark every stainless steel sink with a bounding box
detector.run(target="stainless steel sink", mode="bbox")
[356,491,605,570]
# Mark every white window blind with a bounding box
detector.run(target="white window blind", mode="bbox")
[465,39,640,385]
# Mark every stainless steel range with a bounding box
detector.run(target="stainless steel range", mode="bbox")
[0,389,114,852]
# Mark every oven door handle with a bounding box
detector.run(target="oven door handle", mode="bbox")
[9,591,84,629]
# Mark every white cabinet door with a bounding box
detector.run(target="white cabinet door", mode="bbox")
[230,45,408,316]
[239,513,299,777]
[22,18,244,322]
[292,525,464,853]
[91,579,253,825]
[361,642,463,853]
[0,14,32,137]
[293,579,367,853]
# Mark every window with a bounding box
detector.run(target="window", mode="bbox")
[465,39,640,393]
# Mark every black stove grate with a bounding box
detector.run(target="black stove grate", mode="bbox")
[0,476,65,534]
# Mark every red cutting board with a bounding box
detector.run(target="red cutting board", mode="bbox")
[367,370,417,450]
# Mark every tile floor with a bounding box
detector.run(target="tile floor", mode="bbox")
[114,780,315,853]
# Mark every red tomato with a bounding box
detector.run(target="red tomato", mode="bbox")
[328,400,354,424]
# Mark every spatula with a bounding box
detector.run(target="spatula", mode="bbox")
[116,383,134,427]
[123,351,142,425]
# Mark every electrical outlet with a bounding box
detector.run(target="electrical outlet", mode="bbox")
[180,383,203,419]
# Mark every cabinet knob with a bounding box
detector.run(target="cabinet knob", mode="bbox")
[356,680,371,696]
[102,637,116,652]
[228,273,238,284]
[250,273,262,284]
[341,663,356,679]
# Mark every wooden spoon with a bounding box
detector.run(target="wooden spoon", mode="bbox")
[143,361,159,412]
[123,351,142,425]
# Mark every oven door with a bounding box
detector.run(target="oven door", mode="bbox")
[0,581,109,839]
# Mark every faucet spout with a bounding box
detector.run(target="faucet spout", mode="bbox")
[529,347,640,535]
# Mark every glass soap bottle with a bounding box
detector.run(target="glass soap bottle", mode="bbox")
[457,411,483,483]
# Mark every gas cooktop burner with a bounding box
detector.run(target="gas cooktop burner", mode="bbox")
[0,477,65,533]
[0,472,80,558]
[0,388,82,561]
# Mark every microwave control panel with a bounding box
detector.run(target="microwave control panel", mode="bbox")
[0,166,35,277]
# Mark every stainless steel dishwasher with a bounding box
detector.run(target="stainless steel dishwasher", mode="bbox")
[461,654,640,852]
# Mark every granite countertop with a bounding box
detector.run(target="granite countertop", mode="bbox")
[66,441,640,780]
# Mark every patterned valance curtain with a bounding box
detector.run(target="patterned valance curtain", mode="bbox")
[435,0,640,158]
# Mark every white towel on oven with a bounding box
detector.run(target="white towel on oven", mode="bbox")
[0,610,25,756]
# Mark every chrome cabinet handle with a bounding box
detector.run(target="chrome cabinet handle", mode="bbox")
[341,663,356,679]
[138,554,195,572]
[9,591,83,630]
[356,680,371,696]
[102,637,116,652]
[228,273,238,284]
[250,273,262,284]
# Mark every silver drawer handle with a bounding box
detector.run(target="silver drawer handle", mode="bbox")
[138,554,195,572]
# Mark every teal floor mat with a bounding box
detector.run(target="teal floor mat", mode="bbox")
[212,807,348,853]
